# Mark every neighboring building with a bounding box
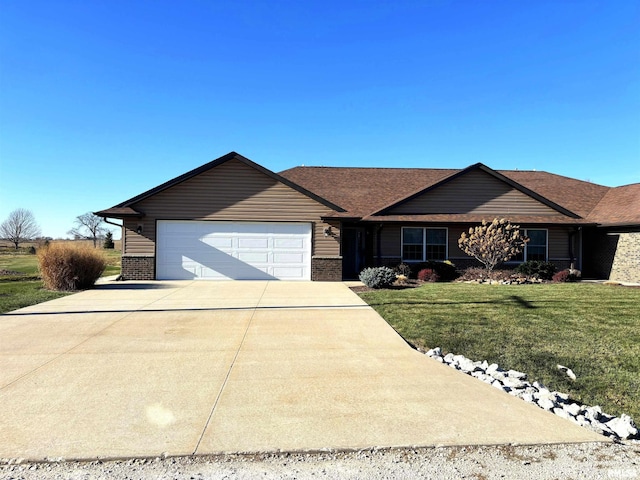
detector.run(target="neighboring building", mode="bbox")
[96,152,640,283]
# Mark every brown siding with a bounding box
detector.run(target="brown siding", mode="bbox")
[388,170,559,216]
[122,159,339,257]
[378,223,575,265]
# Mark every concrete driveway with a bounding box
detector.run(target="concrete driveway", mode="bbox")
[0,281,602,461]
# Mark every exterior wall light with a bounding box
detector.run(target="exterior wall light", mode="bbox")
[136,225,143,235]
[324,226,332,237]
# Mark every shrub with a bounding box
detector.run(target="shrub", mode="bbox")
[418,268,439,282]
[409,261,458,282]
[552,268,582,283]
[27,246,36,255]
[395,263,412,277]
[515,260,557,280]
[38,243,106,291]
[359,266,397,289]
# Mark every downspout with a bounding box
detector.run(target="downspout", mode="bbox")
[376,224,383,267]
[100,216,125,251]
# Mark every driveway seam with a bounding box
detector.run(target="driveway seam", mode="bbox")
[0,284,191,392]
[192,281,270,454]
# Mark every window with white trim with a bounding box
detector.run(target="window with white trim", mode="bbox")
[402,227,447,261]
[513,229,548,262]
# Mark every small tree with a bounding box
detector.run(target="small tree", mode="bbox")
[0,208,42,249]
[68,213,108,247]
[103,231,115,249]
[458,218,528,273]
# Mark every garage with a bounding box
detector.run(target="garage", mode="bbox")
[156,220,312,280]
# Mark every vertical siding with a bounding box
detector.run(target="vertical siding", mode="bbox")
[388,170,559,216]
[122,159,339,256]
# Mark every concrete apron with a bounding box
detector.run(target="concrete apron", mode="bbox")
[0,281,604,461]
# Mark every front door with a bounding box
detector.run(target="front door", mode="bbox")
[342,226,366,279]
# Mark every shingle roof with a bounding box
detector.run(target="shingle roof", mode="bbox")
[587,183,640,226]
[279,165,635,226]
[278,166,458,217]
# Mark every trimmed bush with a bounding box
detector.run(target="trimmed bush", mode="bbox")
[410,261,458,282]
[515,260,557,280]
[552,268,582,283]
[418,268,439,282]
[359,266,397,289]
[38,243,106,291]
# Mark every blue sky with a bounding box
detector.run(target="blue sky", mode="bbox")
[1,0,638,239]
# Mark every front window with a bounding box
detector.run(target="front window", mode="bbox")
[402,227,447,261]
[513,229,548,262]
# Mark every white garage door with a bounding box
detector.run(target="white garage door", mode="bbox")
[156,221,312,280]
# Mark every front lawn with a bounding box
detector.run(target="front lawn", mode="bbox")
[0,280,71,313]
[359,283,640,420]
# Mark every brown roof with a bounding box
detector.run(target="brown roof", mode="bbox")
[281,165,638,226]
[279,166,458,217]
[587,183,640,226]
[500,170,610,219]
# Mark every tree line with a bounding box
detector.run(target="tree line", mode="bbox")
[0,209,115,250]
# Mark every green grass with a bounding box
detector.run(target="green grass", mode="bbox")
[0,252,41,275]
[0,280,71,313]
[360,283,640,420]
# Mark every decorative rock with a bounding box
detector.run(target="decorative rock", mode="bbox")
[553,407,573,419]
[426,347,441,357]
[585,406,603,422]
[557,364,577,381]
[506,369,527,380]
[537,398,555,411]
[502,377,526,389]
[605,414,638,440]
[521,392,535,403]
[420,347,639,442]
[564,403,583,417]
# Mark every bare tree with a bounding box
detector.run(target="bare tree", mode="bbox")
[0,208,42,249]
[458,218,529,272]
[68,212,108,247]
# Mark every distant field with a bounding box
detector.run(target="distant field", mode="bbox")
[0,239,122,251]
[0,241,121,278]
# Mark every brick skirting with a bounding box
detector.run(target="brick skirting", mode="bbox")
[122,256,155,280]
[311,256,342,281]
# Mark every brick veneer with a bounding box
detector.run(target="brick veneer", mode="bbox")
[122,256,155,280]
[311,256,343,281]
[609,232,640,283]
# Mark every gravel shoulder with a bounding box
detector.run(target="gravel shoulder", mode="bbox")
[2,442,639,480]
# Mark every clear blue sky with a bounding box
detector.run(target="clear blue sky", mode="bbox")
[1,1,638,239]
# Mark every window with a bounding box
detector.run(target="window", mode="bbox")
[402,227,447,261]
[513,229,548,262]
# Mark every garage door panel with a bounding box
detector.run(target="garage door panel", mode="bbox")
[156,221,311,281]
[238,238,269,249]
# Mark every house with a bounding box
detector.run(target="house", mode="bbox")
[96,152,640,283]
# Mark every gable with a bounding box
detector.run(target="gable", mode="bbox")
[385,169,562,216]
[132,158,336,220]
